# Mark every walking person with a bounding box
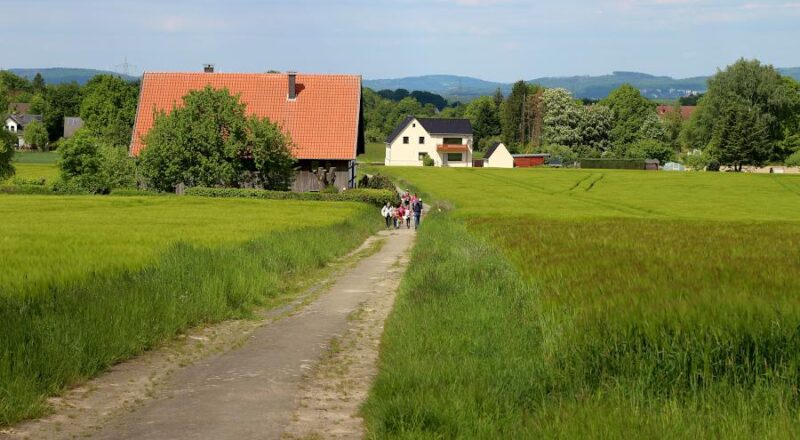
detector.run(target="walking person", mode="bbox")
[395,204,404,229]
[404,206,411,228]
[381,202,392,229]
[390,204,398,229]
[413,198,423,229]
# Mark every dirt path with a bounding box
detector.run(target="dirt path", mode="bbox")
[1,225,415,440]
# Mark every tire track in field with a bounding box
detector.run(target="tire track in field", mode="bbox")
[770,176,800,198]
[584,173,605,192]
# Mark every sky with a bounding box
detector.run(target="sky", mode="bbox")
[0,0,798,82]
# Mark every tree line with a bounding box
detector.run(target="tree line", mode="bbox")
[364,59,800,169]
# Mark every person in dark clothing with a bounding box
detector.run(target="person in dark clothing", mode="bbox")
[412,199,423,229]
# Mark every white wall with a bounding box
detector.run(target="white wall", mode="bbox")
[385,118,473,167]
[485,143,514,168]
[4,119,24,148]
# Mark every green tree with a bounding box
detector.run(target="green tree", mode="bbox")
[663,102,684,149]
[140,86,250,191]
[23,120,49,150]
[578,105,613,155]
[464,96,500,151]
[43,82,83,141]
[247,116,296,190]
[541,88,582,147]
[0,128,16,179]
[501,80,529,146]
[601,84,657,150]
[58,129,136,193]
[685,59,800,162]
[626,139,675,164]
[32,73,46,93]
[493,88,504,108]
[81,75,140,147]
[709,103,771,171]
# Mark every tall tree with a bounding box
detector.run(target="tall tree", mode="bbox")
[578,105,613,155]
[464,96,500,151]
[501,81,529,146]
[684,59,800,162]
[80,75,140,147]
[710,103,771,171]
[493,88,504,108]
[541,88,582,148]
[32,73,46,93]
[22,120,49,150]
[42,82,82,141]
[601,84,658,151]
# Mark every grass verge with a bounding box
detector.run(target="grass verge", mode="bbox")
[0,201,378,426]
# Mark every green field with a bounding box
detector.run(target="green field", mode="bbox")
[0,195,377,425]
[358,142,386,164]
[364,167,800,438]
[5,151,60,184]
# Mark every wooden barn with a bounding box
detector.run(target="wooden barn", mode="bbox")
[512,154,549,168]
[129,69,364,192]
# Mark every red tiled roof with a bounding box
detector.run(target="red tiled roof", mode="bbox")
[130,72,361,160]
[657,105,696,120]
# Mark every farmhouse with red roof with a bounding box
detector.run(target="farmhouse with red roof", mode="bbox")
[130,69,364,191]
[657,105,696,120]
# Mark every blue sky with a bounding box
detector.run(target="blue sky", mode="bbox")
[0,0,798,81]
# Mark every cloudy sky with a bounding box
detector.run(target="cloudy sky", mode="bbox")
[0,0,798,81]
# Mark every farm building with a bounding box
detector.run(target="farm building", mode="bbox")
[663,161,686,171]
[130,69,364,192]
[385,117,473,167]
[513,154,549,168]
[483,142,514,168]
[4,113,44,148]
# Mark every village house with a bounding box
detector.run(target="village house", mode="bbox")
[483,142,514,168]
[385,117,473,167]
[4,113,44,148]
[130,68,364,191]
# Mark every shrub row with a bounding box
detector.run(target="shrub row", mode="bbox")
[185,187,397,207]
[579,158,648,170]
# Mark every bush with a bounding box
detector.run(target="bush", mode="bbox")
[785,150,800,167]
[58,130,136,194]
[681,150,713,171]
[626,139,675,164]
[185,187,396,207]
[707,159,721,172]
[422,154,434,167]
[358,174,396,191]
[11,177,45,186]
[320,185,340,194]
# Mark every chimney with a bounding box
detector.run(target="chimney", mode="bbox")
[203,64,215,73]
[288,71,297,100]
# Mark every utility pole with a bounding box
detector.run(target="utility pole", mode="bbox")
[114,57,137,76]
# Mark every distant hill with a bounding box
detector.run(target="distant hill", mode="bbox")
[7,68,138,85]
[365,68,800,101]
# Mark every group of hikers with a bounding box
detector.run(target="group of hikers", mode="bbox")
[381,192,423,230]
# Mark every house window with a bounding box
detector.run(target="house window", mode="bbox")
[443,137,462,145]
[447,153,463,162]
[403,136,409,144]
[418,153,427,161]
[419,137,425,144]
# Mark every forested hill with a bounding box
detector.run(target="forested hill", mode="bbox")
[7,68,138,85]
[364,68,800,101]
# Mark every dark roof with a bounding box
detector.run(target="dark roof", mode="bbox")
[386,116,473,143]
[484,142,503,160]
[8,113,43,127]
[386,116,414,144]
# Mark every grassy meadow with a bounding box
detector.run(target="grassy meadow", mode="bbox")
[0,194,378,425]
[4,151,60,184]
[358,142,386,164]
[364,167,800,438]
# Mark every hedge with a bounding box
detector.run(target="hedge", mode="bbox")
[184,187,397,207]
[579,158,648,170]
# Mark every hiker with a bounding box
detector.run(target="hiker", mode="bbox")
[381,202,392,228]
[389,204,398,229]
[413,198,423,229]
[403,205,411,228]
[395,204,405,229]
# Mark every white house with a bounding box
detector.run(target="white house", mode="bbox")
[5,114,43,148]
[483,142,514,168]
[385,116,473,167]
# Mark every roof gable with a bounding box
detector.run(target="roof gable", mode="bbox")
[385,116,415,144]
[484,142,504,159]
[130,72,362,160]
[8,114,43,127]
